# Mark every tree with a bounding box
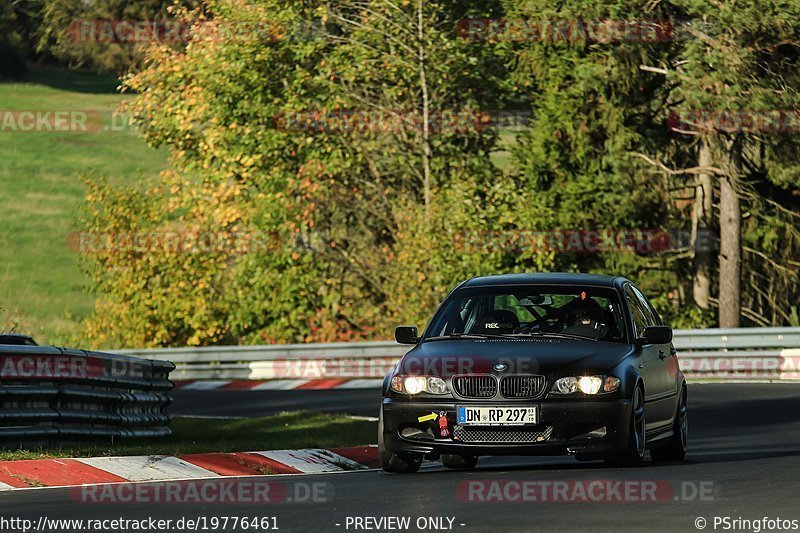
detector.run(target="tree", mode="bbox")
[301,0,521,331]
[83,0,327,346]
[37,0,182,73]
[0,0,42,78]
[505,0,800,327]
[691,139,713,311]
[80,0,800,347]
[82,0,525,346]
[503,0,682,318]
[655,0,800,326]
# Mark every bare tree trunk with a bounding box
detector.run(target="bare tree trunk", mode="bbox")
[692,139,713,310]
[718,138,742,327]
[417,0,431,217]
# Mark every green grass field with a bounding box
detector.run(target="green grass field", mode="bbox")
[0,67,167,345]
[0,412,377,461]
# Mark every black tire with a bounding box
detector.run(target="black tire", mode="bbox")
[651,385,688,462]
[441,454,478,470]
[380,448,422,473]
[378,409,422,473]
[605,385,646,467]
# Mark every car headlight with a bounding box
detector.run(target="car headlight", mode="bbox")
[604,376,621,392]
[552,376,578,394]
[390,375,449,395]
[551,375,618,395]
[578,376,603,394]
[426,376,449,394]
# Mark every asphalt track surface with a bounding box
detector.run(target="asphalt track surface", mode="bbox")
[3,383,800,533]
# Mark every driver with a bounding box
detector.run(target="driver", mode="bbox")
[563,298,608,339]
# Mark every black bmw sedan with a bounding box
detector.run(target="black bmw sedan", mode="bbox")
[379,273,687,473]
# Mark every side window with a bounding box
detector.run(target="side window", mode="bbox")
[625,285,649,338]
[647,303,663,325]
[630,285,659,326]
[645,296,664,326]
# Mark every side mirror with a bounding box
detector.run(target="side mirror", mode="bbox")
[638,325,673,346]
[395,326,419,345]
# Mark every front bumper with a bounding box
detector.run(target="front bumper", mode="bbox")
[381,396,631,457]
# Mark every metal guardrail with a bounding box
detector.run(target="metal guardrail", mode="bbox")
[671,327,800,350]
[110,328,800,382]
[672,328,800,380]
[0,346,175,445]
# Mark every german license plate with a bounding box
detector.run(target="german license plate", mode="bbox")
[457,406,538,426]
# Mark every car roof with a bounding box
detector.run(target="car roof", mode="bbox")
[462,272,628,288]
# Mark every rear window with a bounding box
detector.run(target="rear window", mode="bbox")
[425,285,628,343]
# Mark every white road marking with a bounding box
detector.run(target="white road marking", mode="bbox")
[252,449,368,473]
[76,456,221,482]
[251,380,310,390]
[335,379,383,389]
[181,381,231,390]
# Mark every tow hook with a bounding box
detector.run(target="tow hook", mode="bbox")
[438,411,450,438]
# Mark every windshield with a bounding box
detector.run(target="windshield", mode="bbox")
[425,285,628,343]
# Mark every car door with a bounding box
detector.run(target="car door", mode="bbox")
[624,284,668,430]
[640,287,681,422]
[629,284,676,427]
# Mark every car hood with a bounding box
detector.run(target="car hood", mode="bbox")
[397,338,633,378]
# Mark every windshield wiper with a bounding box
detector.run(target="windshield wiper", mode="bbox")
[425,333,516,342]
[426,332,597,342]
[515,331,599,342]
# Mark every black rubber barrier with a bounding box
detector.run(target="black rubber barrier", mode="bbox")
[0,345,174,446]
